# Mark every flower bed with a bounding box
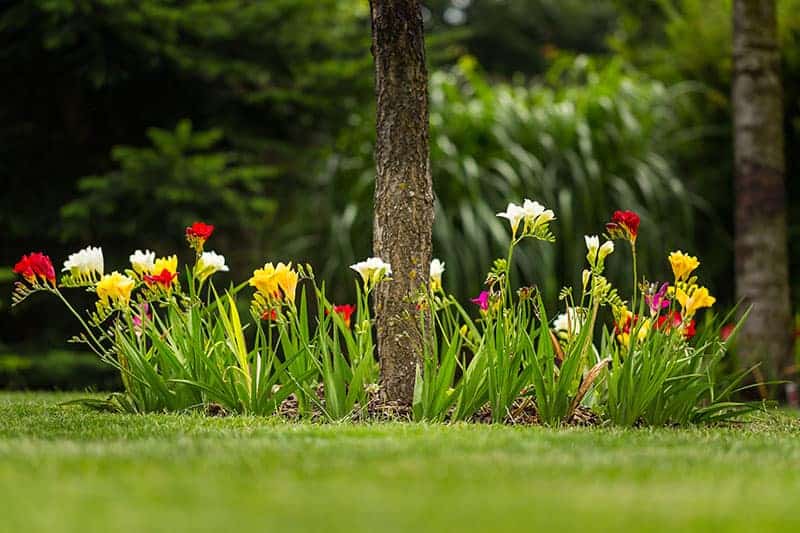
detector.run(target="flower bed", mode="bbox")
[11,203,753,425]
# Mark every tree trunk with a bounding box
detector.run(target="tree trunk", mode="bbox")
[732,0,793,384]
[369,0,434,405]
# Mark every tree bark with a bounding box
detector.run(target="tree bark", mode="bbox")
[732,0,793,383]
[369,0,434,405]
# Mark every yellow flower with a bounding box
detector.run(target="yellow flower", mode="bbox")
[275,263,298,303]
[96,272,135,307]
[152,255,178,276]
[250,262,298,303]
[675,285,715,317]
[668,251,699,282]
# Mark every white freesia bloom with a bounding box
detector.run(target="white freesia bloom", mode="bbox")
[553,307,584,337]
[429,258,445,290]
[522,199,546,219]
[582,269,591,290]
[129,249,156,274]
[350,257,392,286]
[598,240,615,262]
[63,246,104,279]
[585,235,600,266]
[499,199,555,236]
[496,202,526,233]
[430,258,445,281]
[537,209,556,225]
[196,251,229,281]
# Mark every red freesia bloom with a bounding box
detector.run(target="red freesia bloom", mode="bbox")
[683,319,697,339]
[143,268,178,288]
[606,210,641,243]
[14,252,55,283]
[615,313,637,336]
[720,323,736,341]
[656,310,696,339]
[328,304,356,328]
[186,222,214,241]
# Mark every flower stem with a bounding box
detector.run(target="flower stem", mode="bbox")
[53,288,106,356]
[631,242,638,313]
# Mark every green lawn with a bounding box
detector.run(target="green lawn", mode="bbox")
[1,393,799,533]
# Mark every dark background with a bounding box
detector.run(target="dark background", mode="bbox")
[2,0,799,388]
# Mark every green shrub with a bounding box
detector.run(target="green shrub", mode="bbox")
[312,56,697,306]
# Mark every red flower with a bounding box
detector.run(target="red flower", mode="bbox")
[720,323,736,341]
[13,252,55,284]
[656,311,696,339]
[261,308,278,321]
[683,319,697,339]
[186,221,214,251]
[656,311,681,331]
[143,268,178,288]
[327,304,356,328]
[615,313,637,336]
[186,221,214,240]
[606,210,640,243]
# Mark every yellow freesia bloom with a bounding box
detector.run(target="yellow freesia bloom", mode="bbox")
[668,251,699,282]
[153,255,178,276]
[96,272,135,307]
[250,262,298,303]
[275,262,298,303]
[675,285,715,317]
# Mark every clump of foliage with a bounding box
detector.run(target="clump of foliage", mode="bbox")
[316,56,698,304]
[12,200,753,426]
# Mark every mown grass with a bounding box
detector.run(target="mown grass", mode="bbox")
[1,392,799,533]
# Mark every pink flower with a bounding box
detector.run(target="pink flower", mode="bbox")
[132,302,152,337]
[645,283,670,316]
[471,291,490,311]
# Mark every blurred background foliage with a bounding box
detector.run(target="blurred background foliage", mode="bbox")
[1,0,798,388]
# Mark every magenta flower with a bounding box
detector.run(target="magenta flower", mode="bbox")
[132,302,152,336]
[645,283,670,315]
[471,291,490,311]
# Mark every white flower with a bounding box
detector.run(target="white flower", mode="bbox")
[499,199,556,236]
[536,208,556,225]
[598,240,615,262]
[522,199,546,219]
[63,246,104,279]
[129,249,156,275]
[585,235,600,266]
[553,307,585,337]
[522,199,556,225]
[582,269,591,290]
[496,202,526,233]
[196,251,229,281]
[429,258,445,287]
[350,257,392,286]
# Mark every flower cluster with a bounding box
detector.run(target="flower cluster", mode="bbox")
[350,257,392,289]
[10,203,737,427]
[605,210,640,244]
[12,221,228,313]
[250,262,299,303]
[62,246,104,284]
[668,250,715,317]
[496,199,555,240]
[186,221,214,254]
[13,252,55,285]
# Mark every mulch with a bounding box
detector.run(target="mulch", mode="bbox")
[205,388,600,426]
